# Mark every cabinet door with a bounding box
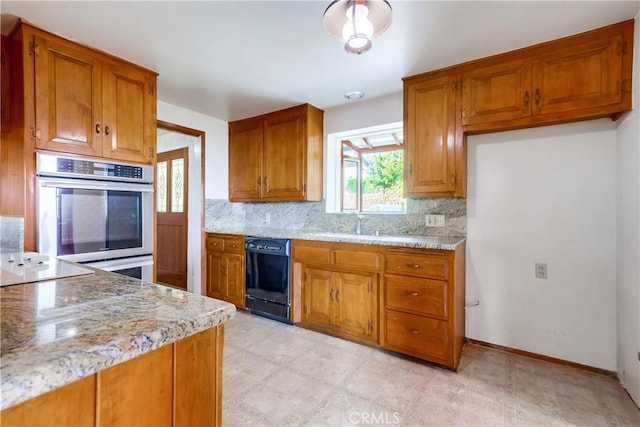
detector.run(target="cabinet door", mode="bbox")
[333,271,377,342]
[532,34,623,116]
[224,253,245,309]
[33,34,102,157]
[405,75,457,196]
[228,118,263,201]
[462,58,532,125]
[262,108,305,200]
[302,268,333,327]
[102,61,155,163]
[206,250,224,299]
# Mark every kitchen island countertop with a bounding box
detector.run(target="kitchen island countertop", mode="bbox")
[204,226,465,250]
[0,269,236,410]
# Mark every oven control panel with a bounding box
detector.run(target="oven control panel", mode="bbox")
[57,158,143,179]
[36,152,154,184]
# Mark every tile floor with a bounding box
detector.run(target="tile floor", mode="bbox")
[223,311,640,426]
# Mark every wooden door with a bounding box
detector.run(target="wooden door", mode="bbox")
[333,271,376,342]
[1,35,10,134]
[532,34,623,116]
[156,148,189,289]
[262,107,305,200]
[462,58,532,125]
[302,268,334,327]
[405,75,457,196]
[33,34,103,157]
[228,118,263,201]
[223,253,245,308]
[102,60,155,163]
[206,250,224,299]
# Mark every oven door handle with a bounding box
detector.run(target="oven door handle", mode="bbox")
[39,178,154,193]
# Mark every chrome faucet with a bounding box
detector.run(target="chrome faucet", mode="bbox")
[355,214,364,235]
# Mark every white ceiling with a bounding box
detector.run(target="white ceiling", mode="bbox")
[2,1,638,122]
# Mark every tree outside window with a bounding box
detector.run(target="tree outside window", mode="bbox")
[341,128,405,213]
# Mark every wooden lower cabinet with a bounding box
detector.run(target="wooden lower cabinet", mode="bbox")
[1,327,224,427]
[302,267,377,343]
[205,233,246,309]
[293,239,465,370]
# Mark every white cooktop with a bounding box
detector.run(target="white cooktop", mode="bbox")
[0,252,95,287]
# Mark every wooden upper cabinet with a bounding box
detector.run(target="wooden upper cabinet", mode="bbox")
[263,108,305,200]
[405,19,633,199]
[28,25,157,163]
[531,33,623,116]
[404,74,458,197]
[228,118,263,200]
[33,34,103,157]
[462,58,532,126]
[228,103,323,202]
[460,19,633,131]
[102,60,155,163]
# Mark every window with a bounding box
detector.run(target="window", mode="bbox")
[327,122,405,213]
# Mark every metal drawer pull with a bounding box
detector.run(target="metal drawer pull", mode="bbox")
[406,263,422,268]
[335,289,340,302]
[406,328,423,335]
[406,291,420,296]
[329,288,334,301]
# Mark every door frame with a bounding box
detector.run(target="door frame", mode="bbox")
[157,120,205,295]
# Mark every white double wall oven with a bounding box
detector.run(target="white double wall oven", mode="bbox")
[36,151,154,281]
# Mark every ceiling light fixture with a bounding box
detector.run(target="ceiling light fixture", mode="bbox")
[344,91,365,100]
[323,0,392,55]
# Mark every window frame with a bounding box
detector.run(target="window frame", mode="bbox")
[326,121,404,214]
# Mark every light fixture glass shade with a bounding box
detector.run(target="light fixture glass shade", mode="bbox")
[323,0,392,54]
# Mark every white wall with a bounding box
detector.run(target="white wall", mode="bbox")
[466,119,618,370]
[157,101,228,199]
[324,92,402,135]
[615,13,640,405]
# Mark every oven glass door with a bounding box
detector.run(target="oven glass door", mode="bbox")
[58,188,143,256]
[37,177,153,262]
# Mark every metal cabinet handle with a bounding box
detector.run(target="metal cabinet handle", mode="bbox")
[405,263,422,269]
[407,328,422,335]
[406,291,420,297]
[523,91,530,107]
[258,177,261,186]
[105,125,110,136]
[95,122,101,134]
[329,288,334,302]
[535,88,541,105]
[335,289,340,302]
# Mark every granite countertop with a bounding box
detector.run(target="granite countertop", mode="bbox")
[204,226,465,250]
[0,269,236,410]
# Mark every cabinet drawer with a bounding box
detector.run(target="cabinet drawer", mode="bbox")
[385,253,448,279]
[334,249,380,270]
[385,310,448,360]
[222,236,244,254]
[294,245,331,264]
[206,237,224,252]
[385,275,447,319]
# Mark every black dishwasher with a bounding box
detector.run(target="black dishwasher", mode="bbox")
[245,237,291,324]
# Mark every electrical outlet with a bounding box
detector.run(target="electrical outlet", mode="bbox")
[426,214,445,227]
[535,262,548,279]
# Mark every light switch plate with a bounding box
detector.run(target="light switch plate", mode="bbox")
[426,214,445,227]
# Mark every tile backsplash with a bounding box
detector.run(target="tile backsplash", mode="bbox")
[205,198,466,237]
[0,216,25,253]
